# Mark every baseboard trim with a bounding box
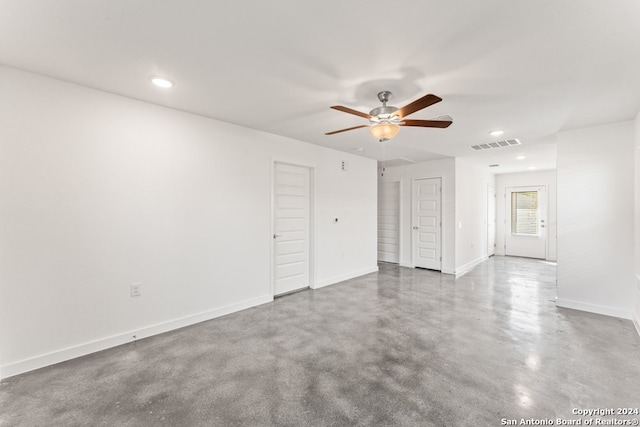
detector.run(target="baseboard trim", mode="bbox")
[399,262,414,268]
[0,295,273,380]
[556,298,632,320]
[455,256,488,278]
[633,315,640,338]
[313,266,379,289]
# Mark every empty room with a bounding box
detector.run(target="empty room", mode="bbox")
[1,1,639,426]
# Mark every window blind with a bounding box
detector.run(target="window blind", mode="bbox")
[511,191,538,235]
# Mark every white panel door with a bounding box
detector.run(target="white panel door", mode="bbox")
[273,163,310,295]
[378,181,400,263]
[505,186,547,259]
[412,178,441,270]
[487,184,496,256]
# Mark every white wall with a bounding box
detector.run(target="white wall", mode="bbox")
[495,170,557,261]
[556,120,636,319]
[378,158,456,274]
[0,66,378,379]
[634,112,640,332]
[454,158,496,275]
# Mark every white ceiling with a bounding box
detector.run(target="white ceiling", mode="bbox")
[2,1,640,173]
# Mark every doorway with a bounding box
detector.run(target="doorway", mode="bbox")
[412,177,442,270]
[378,181,400,263]
[272,162,312,295]
[487,183,496,256]
[505,186,547,259]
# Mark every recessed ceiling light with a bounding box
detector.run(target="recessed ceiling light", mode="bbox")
[528,166,537,170]
[151,77,173,88]
[516,155,526,160]
[489,130,504,137]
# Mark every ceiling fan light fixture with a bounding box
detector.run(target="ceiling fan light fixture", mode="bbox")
[325,91,450,137]
[370,123,400,142]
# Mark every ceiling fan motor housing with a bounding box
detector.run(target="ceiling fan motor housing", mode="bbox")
[370,105,398,117]
[370,91,398,118]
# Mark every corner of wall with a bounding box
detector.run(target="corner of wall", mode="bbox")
[634,290,640,336]
[454,256,488,278]
[313,266,379,289]
[634,111,640,336]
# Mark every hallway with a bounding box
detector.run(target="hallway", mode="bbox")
[1,257,639,426]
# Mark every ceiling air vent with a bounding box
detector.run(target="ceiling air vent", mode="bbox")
[469,138,521,151]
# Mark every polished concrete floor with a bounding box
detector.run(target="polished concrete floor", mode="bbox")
[1,256,640,426]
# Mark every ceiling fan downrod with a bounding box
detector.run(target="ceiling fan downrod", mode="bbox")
[370,91,399,118]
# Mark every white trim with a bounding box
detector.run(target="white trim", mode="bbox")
[399,262,414,268]
[314,266,378,289]
[505,185,548,259]
[556,298,633,320]
[441,268,455,275]
[0,295,273,380]
[411,176,443,271]
[398,178,404,264]
[377,179,402,264]
[455,256,488,278]
[487,183,497,257]
[634,295,640,337]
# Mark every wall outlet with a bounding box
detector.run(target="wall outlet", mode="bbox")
[130,282,141,297]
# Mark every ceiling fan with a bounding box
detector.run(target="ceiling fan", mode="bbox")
[326,91,452,142]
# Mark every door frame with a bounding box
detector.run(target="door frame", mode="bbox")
[411,176,442,271]
[487,183,496,257]
[270,159,316,297]
[377,179,403,264]
[504,185,548,259]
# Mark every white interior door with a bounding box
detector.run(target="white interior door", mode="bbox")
[273,163,310,295]
[412,178,441,270]
[378,181,400,263]
[487,183,496,256]
[505,186,547,259]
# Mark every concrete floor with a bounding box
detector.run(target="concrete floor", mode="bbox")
[1,256,639,426]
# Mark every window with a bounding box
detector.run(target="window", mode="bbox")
[511,191,538,235]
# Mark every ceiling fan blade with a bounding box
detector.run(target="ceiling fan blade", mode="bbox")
[396,94,442,118]
[330,105,372,119]
[401,119,453,128]
[325,124,369,135]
